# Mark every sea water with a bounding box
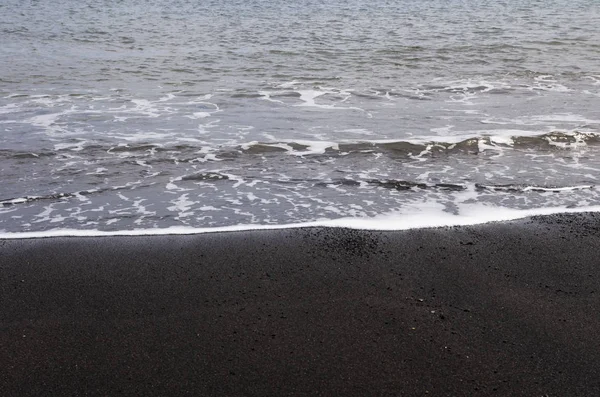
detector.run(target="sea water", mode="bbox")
[1,0,600,236]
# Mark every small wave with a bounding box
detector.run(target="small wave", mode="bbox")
[0,184,156,206]
[108,144,166,153]
[316,179,591,194]
[476,184,595,193]
[367,180,466,191]
[300,178,591,194]
[45,130,595,164]
[0,191,96,206]
[238,131,600,157]
[181,172,229,182]
[0,149,57,159]
[314,179,362,187]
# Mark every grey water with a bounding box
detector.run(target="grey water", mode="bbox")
[1,0,600,233]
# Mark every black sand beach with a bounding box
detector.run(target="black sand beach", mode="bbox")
[1,213,600,396]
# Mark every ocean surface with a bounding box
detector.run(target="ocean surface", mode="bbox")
[1,0,600,236]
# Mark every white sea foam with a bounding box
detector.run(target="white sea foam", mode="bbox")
[0,197,37,205]
[187,112,212,119]
[2,205,600,239]
[287,87,369,115]
[168,194,195,218]
[277,81,301,89]
[286,140,339,155]
[243,139,340,156]
[258,91,286,104]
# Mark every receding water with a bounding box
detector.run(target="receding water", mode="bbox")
[1,0,600,233]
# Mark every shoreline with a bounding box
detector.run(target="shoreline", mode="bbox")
[1,213,600,395]
[2,206,600,240]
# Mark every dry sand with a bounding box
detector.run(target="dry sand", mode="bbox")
[1,213,600,395]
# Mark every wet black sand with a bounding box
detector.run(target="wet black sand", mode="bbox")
[1,213,600,396]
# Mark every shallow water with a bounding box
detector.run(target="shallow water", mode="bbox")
[1,0,600,234]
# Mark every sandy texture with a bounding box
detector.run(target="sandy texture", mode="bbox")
[1,213,600,396]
